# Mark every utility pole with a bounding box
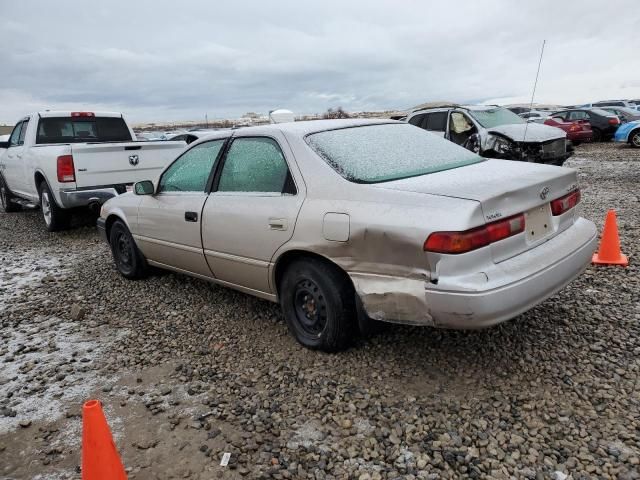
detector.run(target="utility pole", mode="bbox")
[205,113,209,128]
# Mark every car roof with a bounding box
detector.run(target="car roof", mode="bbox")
[188,119,398,146]
[410,104,503,115]
[38,111,123,118]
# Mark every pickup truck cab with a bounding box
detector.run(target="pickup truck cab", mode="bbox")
[0,111,186,231]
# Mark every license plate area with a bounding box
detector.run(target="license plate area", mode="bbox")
[525,204,552,242]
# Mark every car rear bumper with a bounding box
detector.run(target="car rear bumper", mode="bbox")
[567,131,592,142]
[351,217,597,329]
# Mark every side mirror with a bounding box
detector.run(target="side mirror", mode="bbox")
[134,180,155,195]
[0,141,9,149]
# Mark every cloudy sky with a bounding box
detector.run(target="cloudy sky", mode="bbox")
[1,0,638,124]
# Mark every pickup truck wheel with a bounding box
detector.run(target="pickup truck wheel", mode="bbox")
[109,220,149,279]
[630,129,640,148]
[39,181,70,232]
[591,128,602,142]
[279,258,355,352]
[0,176,21,213]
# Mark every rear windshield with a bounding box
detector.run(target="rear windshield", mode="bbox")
[468,108,525,128]
[36,117,132,144]
[306,123,482,183]
[590,108,615,117]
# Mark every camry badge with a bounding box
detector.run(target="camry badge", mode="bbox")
[539,186,550,200]
[129,154,139,166]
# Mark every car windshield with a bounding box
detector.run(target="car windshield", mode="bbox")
[306,123,482,183]
[468,108,526,128]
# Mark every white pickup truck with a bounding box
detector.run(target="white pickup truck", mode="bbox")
[0,111,186,231]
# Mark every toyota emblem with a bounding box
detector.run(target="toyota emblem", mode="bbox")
[539,186,550,200]
[129,154,139,166]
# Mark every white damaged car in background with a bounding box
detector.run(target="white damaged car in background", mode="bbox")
[406,104,573,166]
[0,111,186,231]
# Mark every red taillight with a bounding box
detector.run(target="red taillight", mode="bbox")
[424,214,525,254]
[608,117,620,125]
[57,155,75,182]
[551,189,580,216]
[569,123,581,132]
[71,112,95,118]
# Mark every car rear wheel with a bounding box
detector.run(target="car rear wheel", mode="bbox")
[39,181,70,231]
[109,220,149,279]
[630,129,640,148]
[591,128,602,142]
[279,258,356,352]
[0,176,21,213]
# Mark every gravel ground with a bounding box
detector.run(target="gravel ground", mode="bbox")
[0,142,639,480]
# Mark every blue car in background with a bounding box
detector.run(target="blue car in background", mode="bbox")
[614,120,640,148]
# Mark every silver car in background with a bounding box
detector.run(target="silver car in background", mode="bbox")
[98,119,597,351]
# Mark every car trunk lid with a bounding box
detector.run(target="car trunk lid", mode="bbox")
[372,159,579,262]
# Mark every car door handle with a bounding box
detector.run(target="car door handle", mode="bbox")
[16,154,22,158]
[268,218,287,230]
[185,211,198,222]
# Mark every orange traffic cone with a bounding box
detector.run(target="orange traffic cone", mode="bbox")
[81,400,127,480]
[592,210,628,266]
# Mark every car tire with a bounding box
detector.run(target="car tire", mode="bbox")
[0,175,21,213]
[630,129,640,148]
[109,220,149,279]
[39,181,70,231]
[279,257,356,352]
[591,128,602,142]
[572,141,581,147]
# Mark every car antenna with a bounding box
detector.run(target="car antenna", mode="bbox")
[523,40,546,144]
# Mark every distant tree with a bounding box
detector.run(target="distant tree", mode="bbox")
[322,106,350,119]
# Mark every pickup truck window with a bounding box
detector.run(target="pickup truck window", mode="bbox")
[18,120,29,145]
[36,117,132,144]
[9,122,23,146]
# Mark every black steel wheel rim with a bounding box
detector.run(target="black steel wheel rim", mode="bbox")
[114,231,133,271]
[293,279,327,336]
[632,132,640,147]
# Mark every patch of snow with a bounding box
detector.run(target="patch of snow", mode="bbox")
[0,316,109,434]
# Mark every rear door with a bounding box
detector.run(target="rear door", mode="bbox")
[201,133,304,293]
[136,139,226,277]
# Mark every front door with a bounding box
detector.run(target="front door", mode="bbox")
[136,139,226,277]
[202,134,304,294]
[3,120,28,195]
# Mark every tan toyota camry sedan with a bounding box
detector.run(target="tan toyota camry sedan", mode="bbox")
[98,119,597,351]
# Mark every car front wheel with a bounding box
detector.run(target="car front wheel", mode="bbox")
[109,220,149,279]
[630,129,640,148]
[279,258,356,352]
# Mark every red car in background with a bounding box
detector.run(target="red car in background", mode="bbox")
[544,117,592,145]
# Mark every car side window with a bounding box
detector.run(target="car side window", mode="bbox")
[8,122,23,147]
[425,112,447,132]
[569,111,588,121]
[217,137,292,194]
[158,139,225,193]
[18,120,29,145]
[408,114,426,128]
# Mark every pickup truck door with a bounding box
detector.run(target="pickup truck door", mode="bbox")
[201,134,304,294]
[136,139,226,278]
[1,120,29,195]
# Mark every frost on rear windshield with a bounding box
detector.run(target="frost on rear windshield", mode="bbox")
[306,123,482,183]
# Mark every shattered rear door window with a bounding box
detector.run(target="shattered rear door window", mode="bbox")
[306,123,482,183]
